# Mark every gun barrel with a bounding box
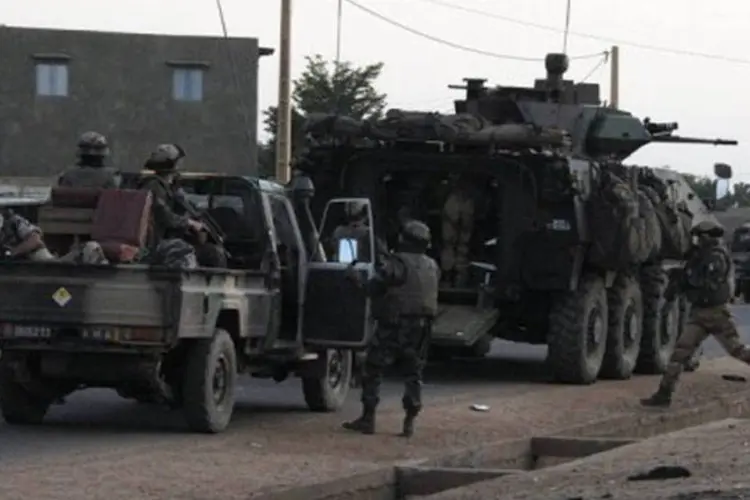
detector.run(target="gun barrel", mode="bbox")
[651,135,738,146]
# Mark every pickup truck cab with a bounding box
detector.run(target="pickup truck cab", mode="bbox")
[0,173,377,433]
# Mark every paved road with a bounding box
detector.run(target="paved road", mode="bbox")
[2,305,749,461]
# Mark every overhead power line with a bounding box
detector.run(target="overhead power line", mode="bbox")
[418,0,750,65]
[343,0,605,62]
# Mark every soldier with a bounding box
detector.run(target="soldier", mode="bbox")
[441,174,475,287]
[641,219,750,407]
[0,210,54,261]
[139,144,203,269]
[58,131,121,189]
[342,219,440,437]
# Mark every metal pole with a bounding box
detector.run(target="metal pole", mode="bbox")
[335,0,343,64]
[609,45,619,108]
[275,0,292,183]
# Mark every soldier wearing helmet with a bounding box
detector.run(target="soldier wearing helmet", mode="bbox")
[642,218,750,407]
[138,144,204,269]
[58,131,121,188]
[343,219,440,438]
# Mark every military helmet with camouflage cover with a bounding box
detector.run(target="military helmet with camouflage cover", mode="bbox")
[145,143,186,172]
[401,219,432,244]
[691,219,725,237]
[77,131,109,157]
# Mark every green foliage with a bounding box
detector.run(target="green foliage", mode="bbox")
[258,55,387,178]
[683,173,750,208]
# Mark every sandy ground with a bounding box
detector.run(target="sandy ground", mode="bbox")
[1,357,750,499]
[425,417,750,499]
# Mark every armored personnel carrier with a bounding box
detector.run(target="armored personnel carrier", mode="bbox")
[296,53,736,384]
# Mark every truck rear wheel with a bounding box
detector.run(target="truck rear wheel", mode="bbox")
[635,266,675,374]
[0,361,52,425]
[600,274,643,379]
[302,349,352,412]
[181,329,237,433]
[547,274,609,384]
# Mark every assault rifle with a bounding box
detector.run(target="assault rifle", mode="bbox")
[171,185,226,246]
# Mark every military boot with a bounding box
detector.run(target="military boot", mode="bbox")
[400,411,418,438]
[342,407,375,435]
[640,385,673,408]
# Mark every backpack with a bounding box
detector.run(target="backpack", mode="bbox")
[587,170,649,270]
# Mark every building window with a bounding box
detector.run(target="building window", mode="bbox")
[172,67,204,101]
[35,62,69,97]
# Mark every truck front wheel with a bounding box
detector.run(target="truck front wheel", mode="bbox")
[0,360,52,425]
[181,329,238,433]
[302,349,352,412]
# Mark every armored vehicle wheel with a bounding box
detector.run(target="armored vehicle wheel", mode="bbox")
[0,360,52,425]
[302,349,352,412]
[181,329,238,433]
[548,274,609,384]
[635,266,676,374]
[601,274,643,379]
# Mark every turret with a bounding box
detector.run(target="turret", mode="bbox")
[450,53,737,160]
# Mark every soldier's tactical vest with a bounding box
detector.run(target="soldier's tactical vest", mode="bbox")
[383,252,439,318]
[684,243,734,307]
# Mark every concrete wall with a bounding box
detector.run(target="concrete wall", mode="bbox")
[0,26,272,177]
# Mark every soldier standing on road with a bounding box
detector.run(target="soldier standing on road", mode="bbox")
[0,210,54,261]
[58,131,121,189]
[342,219,440,437]
[641,220,750,407]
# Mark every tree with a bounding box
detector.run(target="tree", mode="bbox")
[682,173,716,201]
[258,55,387,178]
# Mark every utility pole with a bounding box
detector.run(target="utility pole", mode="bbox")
[275,0,292,183]
[609,45,619,108]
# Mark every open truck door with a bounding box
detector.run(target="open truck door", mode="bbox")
[301,197,376,350]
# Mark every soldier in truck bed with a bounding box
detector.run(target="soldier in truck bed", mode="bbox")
[139,144,204,269]
[58,131,121,189]
[342,219,440,438]
[641,220,750,407]
[0,210,55,261]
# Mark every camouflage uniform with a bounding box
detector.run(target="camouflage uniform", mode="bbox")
[0,211,54,261]
[441,176,475,287]
[58,131,121,189]
[642,220,750,407]
[140,144,198,269]
[343,220,440,437]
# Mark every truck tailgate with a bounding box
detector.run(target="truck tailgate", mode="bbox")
[0,262,178,328]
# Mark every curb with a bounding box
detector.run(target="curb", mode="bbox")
[250,386,750,500]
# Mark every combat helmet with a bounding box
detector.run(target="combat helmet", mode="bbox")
[691,219,725,238]
[401,219,432,245]
[77,131,109,157]
[144,143,186,172]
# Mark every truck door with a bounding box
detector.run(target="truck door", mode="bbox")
[301,198,376,350]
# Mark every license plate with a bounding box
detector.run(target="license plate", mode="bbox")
[11,325,52,338]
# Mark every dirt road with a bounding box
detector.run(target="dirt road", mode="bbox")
[1,306,749,499]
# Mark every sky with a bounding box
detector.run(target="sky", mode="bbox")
[3,0,749,180]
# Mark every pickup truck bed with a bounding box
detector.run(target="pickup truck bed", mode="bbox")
[0,261,272,349]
